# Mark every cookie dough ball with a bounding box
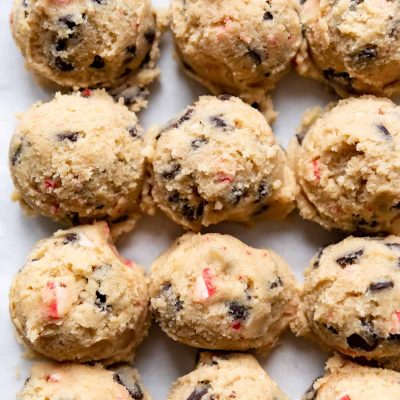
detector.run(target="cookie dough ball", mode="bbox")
[9,90,145,231]
[304,355,400,400]
[296,0,400,97]
[10,0,161,95]
[18,362,150,400]
[167,352,288,400]
[171,0,301,105]
[288,96,400,234]
[150,232,299,351]
[147,95,296,231]
[10,222,150,364]
[292,235,400,367]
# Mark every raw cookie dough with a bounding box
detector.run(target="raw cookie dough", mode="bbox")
[167,352,288,400]
[303,355,400,400]
[292,235,400,368]
[288,96,400,234]
[18,362,150,400]
[146,95,296,231]
[9,222,150,364]
[9,90,145,234]
[296,0,400,97]
[150,232,299,351]
[10,0,163,110]
[171,0,301,109]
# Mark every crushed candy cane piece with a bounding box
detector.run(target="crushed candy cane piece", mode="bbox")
[195,268,216,300]
[81,88,92,97]
[44,179,58,190]
[339,396,351,400]
[41,281,70,319]
[46,373,61,383]
[78,233,95,248]
[312,159,321,181]
[217,172,234,184]
[232,321,242,330]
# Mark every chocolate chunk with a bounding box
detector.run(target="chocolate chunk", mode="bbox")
[55,38,68,52]
[162,282,184,311]
[209,115,228,129]
[56,131,79,142]
[251,102,260,110]
[385,242,400,250]
[168,191,181,203]
[162,163,181,180]
[92,0,107,4]
[313,247,325,269]
[263,11,273,20]
[161,108,195,134]
[256,181,269,202]
[55,57,74,72]
[70,212,80,226]
[296,131,306,144]
[335,249,364,267]
[322,68,353,91]
[269,276,283,289]
[11,144,23,166]
[90,55,105,69]
[368,281,394,292]
[62,233,78,245]
[218,94,233,101]
[376,124,391,139]
[246,49,263,66]
[182,202,204,221]
[191,138,209,150]
[346,333,379,352]
[113,373,143,399]
[127,45,137,55]
[355,46,377,63]
[95,290,110,311]
[254,204,270,216]
[59,15,77,30]
[144,29,156,45]
[389,333,400,341]
[226,301,249,321]
[230,186,247,205]
[187,384,209,400]
[128,126,139,138]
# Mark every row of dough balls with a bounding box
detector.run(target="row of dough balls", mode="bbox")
[9,224,400,368]
[9,90,400,235]
[19,353,400,400]
[11,0,400,111]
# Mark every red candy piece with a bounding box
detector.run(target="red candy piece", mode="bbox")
[217,172,234,184]
[81,88,92,97]
[232,321,242,330]
[312,159,321,181]
[44,179,58,190]
[340,396,351,400]
[202,268,216,297]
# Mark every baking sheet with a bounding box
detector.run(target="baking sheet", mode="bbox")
[0,1,343,398]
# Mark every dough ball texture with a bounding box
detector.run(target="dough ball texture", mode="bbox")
[147,95,296,231]
[17,362,150,400]
[9,223,150,364]
[171,0,301,104]
[150,232,299,351]
[167,352,288,400]
[10,0,160,92]
[296,0,400,97]
[292,235,400,367]
[288,96,400,234]
[304,355,400,400]
[9,90,145,229]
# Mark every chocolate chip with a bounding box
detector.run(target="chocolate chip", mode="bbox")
[11,144,23,166]
[209,115,227,129]
[376,124,391,139]
[229,186,247,205]
[90,55,105,69]
[187,384,209,400]
[162,282,184,311]
[346,333,379,352]
[55,38,68,52]
[162,163,181,180]
[389,333,400,341]
[55,57,74,72]
[254,204,270,216]
[62,233,78,245]
[69,212,80,226]
[322,68,353,91]
[251,102,260,110]
[92,0,107,4]
[144,29,156,45]
[113,373,143,399]
[56,131,79,142]
[218,94,233,101]
[127,45,137,55]
[95,290,110,311]
[182,202,204,221]
[385,242,400,250]
[336,249,364,267]
[246,49,263,65]
[256,181,269,202]
[269,276,283,289]
[128,126,139,138]
[162,108,195,134]
[168,191,181,203]
[355,45,377,63]
[226,301,249,321]
[368,281,394,292]
[191,138,209,150]
[296,131,306,144]
[313,247,325,269]
[59,15,77,30]
[263,11,273,20]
